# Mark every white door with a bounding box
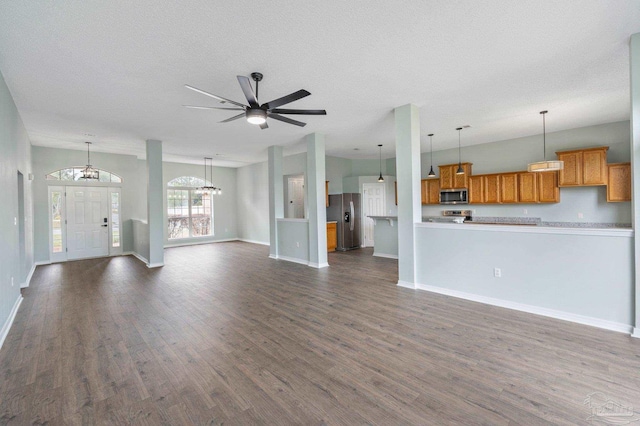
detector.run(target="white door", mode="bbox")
[287,177,305,218]
[362,183,386,247]
[66,187,109,260]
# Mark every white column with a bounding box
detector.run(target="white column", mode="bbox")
[394,104,421,287]
[630,33,640,338]
[306,133,328,268]
[146,139,164,268]
[268,145,283,259]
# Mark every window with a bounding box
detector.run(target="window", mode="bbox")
[50,189,63,253]
[111,191,120,247]
[167,177,214,239]
[46,167,122,183]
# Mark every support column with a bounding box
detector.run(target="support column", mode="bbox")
[306,133,328,268]
[146,139,164,268]
[630,33,640,338]
[394,104,421,288]
[268,146,284,259]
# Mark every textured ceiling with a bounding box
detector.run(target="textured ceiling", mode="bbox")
[0,1,639,166]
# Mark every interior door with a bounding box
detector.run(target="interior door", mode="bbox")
[66,187,109,260]
[287,177,305,218]
[362,184,386,247]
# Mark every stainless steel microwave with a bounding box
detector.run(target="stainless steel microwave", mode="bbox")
[439,188,468,204]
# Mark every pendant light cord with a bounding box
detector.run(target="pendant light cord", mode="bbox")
[456,127,462,166]
[429,134,433,168]
[541,110,547,161]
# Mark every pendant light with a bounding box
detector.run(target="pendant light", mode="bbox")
[427,133,436,177]
[377,144,384,182]
[455,127,464,175]
[81,142,99,180]
[527,110,563,172]
[200,157,222,194]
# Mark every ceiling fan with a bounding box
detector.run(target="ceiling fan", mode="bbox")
[183,72,326,129]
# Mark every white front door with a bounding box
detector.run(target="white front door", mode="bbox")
[66,187,109,260]
[362,183,386,247]
[287,177,305,218]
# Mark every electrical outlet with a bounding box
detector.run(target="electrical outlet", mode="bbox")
[11,277,14,287]
[494,268,501,278]
[14,217,17,226]
[296,242,300,248]
[578,213,584,219]
[523,209,528,214]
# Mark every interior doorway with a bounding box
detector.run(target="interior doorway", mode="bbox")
[362,183,386,247]
[286,175,305,219]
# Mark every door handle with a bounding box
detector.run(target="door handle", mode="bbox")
[101,224,108,227]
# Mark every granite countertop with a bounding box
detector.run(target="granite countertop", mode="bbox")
[422,216,631,229]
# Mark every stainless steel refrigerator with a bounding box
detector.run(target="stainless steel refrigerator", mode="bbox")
[327,193,361,251]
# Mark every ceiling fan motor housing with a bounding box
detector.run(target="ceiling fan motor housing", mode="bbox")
[246,108,267,125]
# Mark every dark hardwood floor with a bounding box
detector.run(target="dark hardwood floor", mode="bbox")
[1,242,639,425]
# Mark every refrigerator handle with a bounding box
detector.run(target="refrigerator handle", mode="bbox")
[350,201,355,231]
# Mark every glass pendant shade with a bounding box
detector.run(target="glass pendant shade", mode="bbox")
[428,166,436,177]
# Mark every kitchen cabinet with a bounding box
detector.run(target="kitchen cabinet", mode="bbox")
[499,173,518,203]
[421,178,440,205]
[537,171,560,203]
[483,174,501,204]
[326,222,337,251]
[556,147,608,187]
[468,175,484,204]
[607,163,631,202]
[439,163,472,189]
[518,172,538,203]
[325,181,329,207]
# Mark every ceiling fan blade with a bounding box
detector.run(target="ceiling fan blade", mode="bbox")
[268,113,307,127]
[219,113,246,123]
[260,122,269,130]
[262,89,311,110]
[184,84,247,108]
[237,76,259,108]
[269,108,326,115]
[183,105,245,111]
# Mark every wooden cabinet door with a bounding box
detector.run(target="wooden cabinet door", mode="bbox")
[558,151,581,186]
[428,179,440,204]
[483,175,500,203]
[583,149,607,185]
[538,172,559,203]
[499,173,518,203]
[468,175,484,204]
[421,179,428,205]
[439,165,454,189]
[518,172,538,203]
[326,222,337,251]
[453,164,470,189]
[607,163,631,202]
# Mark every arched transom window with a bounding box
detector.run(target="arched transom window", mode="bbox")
[46,168,122,183]
[167,176,214,240]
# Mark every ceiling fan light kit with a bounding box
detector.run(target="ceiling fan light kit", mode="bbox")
[527,110,564,172]
[184,72,326,129]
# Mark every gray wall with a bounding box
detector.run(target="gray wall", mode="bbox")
[236,160,270,244]
[32,147,141,262]
[276,219,309,262]
[163,161,238,245]
[421,121,631,223]
[0,69,34,341]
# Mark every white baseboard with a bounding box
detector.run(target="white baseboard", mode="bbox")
[632,327,640,339]
[20,263,37,288]
[34,260,51,266]
[239,239,270,246]
[128,252,149,265]
[414,283,633,335]
[147,262,164,269]
[397,280,416,289]
[0,295,23,351]
[308,262,329,268]
[275,255,309,266]
[164,238,239,248]
[373,252,399,259]
[268,254,278,260]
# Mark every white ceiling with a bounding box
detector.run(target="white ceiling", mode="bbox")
[0,1,639,167]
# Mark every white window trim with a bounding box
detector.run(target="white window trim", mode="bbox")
[48,186,67,263]
[108,187,123,255]
[167,186,215,240]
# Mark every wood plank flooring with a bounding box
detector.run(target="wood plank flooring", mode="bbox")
[1,241,640,425]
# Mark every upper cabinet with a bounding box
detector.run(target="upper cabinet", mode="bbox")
[421,178,440,205]
[556,147,608,187]
[439,163,472,189]
[607,163,631,202]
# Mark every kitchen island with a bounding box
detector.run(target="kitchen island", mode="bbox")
[413,221,634,333]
